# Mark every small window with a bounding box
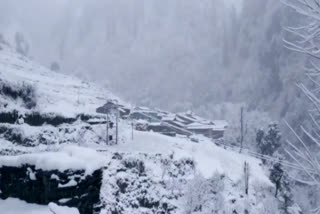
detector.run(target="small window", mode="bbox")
[109,135,113,141]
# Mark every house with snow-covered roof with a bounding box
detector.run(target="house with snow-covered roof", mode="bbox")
[129,108,192,137]
[174,112,228,139]
[186,122,226,139]
[128,107,227,140]
[129,107,161,122]
[96,100,130,119]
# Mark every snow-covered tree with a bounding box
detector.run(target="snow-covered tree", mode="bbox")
[50,61,60,72]
[270,162,284,197]
[270,162,302,214]
[15,32,29,56]
[183,172,225,214]
[256,123,282,157]
[282,0,320,213]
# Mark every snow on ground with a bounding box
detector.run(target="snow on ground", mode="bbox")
[0,198,79,214]
[0,45,270,186]
[97,122,272,186]
[0,45,124,117]
[0,145,106,175]
[0,119,271,185]
[0,45,276,213]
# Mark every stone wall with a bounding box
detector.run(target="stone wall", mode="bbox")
[0,165,103,214]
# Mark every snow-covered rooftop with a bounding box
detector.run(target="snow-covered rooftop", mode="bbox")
[212,120,229,128]
[187,122,226,131]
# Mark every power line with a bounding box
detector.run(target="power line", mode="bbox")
[218,142,317,173]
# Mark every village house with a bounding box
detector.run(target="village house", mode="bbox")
[163,111,228,139]
[130,108,227,140]
[129,107,160,122]
[129,107,192,137]
[186,122,226,139]
[97,103,227,140]
[96,100,131,119]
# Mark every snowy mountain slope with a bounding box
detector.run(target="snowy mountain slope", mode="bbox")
[0,45,283,214]
[0,44,122,117]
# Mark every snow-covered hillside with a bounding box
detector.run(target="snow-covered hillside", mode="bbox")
[0,44,282,213]
[0,44,122,117]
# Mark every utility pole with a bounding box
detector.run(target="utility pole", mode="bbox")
[77,87,80,105]
[244,161,249,195]
[131,119,134,140]
[106,114,109,145]
[115,102,119,145]
[240,106,244,153]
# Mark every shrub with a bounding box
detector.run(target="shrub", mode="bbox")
[0,81,37,109]
[122,157,146,175]
[21,83,37,109]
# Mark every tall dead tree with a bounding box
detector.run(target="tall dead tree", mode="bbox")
[244,161,250,195]
[116,107,119,145]
[239,107,247,153]
[106,114,110,145]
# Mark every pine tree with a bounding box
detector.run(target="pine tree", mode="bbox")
[256,128,264,150]
[270,162,297,214]
[270,162,284,197]
[256,123,281,157]
[264,123,281,155]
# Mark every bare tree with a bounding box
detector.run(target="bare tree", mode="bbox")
[240,107,245,153]
[239,106,248,153]
[282,0,320,213]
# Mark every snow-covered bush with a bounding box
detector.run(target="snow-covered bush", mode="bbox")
[24,112,77,126]
[50,61,60,72]
[183,172,225,214]
[21,83,36,109]
[15,32,29,56]
[0,80,37,109]
[101,154,177,214]
[121,157,146,175]
[0,110,19,124]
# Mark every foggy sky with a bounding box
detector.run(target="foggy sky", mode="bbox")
[0,0,247,113]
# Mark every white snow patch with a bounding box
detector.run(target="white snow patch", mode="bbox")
[58,198,72,204]
[27,167,37,180]
[51,174,60,181]
[58,179,77,188]
[0,146,106,175]
[0,198,79,214]
[48,202,79,214]
[107,127,272,186]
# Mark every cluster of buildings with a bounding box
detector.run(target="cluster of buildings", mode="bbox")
[96,100,228,140]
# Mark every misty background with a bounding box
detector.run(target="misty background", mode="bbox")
[1,1,319,212]
[0,0,307,126]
